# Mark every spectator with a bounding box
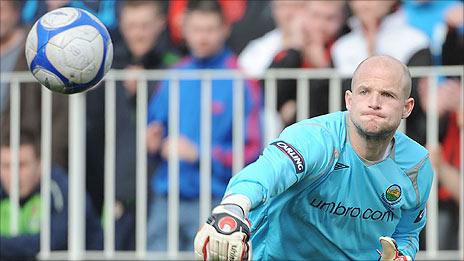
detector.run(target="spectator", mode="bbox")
[441,2,464,67]
[113,0,180,93]
[269,0,346,126]
[0,0,69,170]
[146,0,262,251]
[0,129,103,260]
[429,110,462,250]
[1,0,25,113]
[427,8,463,250]
[402,0,462,64]
[85,0,180,250]
[238,0,306,78]
[332,0,438,146]
[166,0,274,55]
[226,0,274,54]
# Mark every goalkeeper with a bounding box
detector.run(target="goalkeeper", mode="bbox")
[194,55,433,260]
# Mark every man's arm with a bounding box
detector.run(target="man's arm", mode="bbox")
[391,158,434,258]
[147,80,169,154]
[195,122,338,260]
[226,121,337,210]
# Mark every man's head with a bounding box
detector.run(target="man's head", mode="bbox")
[271,0,305,34]
[119,0,166,59]
[0,130,41,199]
[345,55,414,140]
[0,0,21,42]
[302,1,345,44]
[349,0,396,27]
[182,0,229,59]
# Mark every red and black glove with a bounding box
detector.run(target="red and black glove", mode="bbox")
[194,204,251,261]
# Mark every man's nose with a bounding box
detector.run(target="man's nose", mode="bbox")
[368,94,381,109]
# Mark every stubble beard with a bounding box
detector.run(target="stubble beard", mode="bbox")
[352,118,396,142]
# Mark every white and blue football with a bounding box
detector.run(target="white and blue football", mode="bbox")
[25,7,113,94]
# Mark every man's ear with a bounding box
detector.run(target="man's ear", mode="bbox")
[345,90,353,111]
[402,97,415,119]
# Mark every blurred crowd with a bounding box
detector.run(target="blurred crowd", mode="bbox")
[0,0,462,258]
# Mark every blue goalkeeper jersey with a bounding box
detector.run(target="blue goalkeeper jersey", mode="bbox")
[225,111,433,260]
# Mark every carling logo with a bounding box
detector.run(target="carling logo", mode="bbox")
[271,141,305,173]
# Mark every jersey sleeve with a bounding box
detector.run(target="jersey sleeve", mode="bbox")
[392,158,434,258]
[225,122,337,208]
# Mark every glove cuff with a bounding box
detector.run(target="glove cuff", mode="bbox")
[221,194,252,217]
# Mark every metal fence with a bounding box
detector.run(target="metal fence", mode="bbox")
[1,66,463,260]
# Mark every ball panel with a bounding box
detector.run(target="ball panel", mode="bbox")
[47,25,99,49]
[80,9,108,36]
[25,22,38,69]
[82,62,99,83]
[32,68,65,93]
[40,7,79,29]
[104,41,113,75]
[46,44,84,83]
[46,27,104,84]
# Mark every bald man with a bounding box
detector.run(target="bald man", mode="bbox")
[194,56,433,260]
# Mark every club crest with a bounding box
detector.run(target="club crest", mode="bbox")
[383,184,402,205]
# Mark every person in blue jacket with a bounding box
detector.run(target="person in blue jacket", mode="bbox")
[146,0,262,251]
[194,55,434,260]
[0,129,103,260]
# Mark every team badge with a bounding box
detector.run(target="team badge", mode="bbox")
[382,184,402,205]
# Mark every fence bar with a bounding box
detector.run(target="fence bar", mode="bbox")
[104,79,116,257]
[168,78,180,256]
[460,74,464,260]
[296,77,309,121]
[2,65,463,83]
[232,77,245,174]
[329,77,342,113]
[39,86,52,258]
[136,77,148,258]
[9,80,20,235]
[425,76,439,258]
[199,76,212,226]
[264,76,278,145]
[68,93,86,260]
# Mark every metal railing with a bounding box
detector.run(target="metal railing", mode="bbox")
[1,66,463,260]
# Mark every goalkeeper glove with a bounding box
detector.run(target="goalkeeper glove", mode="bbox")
[194,203,251,261]
[378,236,412,261]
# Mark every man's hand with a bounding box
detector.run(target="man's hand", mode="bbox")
[146,122,163,154]
[122,65,143,96]
[194,204,251,261]
[160,135,198,163]
[378,237,411,261]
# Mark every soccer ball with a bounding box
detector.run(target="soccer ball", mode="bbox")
[25,7,113,94]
